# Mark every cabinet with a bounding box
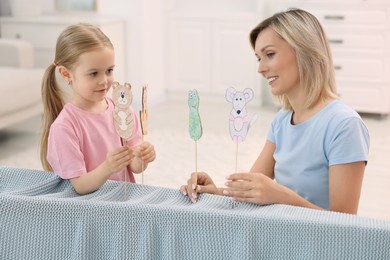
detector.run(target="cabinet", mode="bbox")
[166,0,264,103]
[266,0,390,115]
[0,15,126,82]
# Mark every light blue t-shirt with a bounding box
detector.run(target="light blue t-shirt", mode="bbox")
[267,100,370,210]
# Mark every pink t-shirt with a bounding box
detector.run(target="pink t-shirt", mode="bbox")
[47,97,142,182]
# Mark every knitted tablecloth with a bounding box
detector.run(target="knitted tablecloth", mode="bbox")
[1,166,389,259]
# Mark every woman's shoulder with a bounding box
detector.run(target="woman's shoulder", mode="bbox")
[324,99,362,122]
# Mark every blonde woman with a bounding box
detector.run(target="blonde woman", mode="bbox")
[180,9,369,214]
[40,23,156,194]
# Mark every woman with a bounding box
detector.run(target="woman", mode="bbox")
[180,9,369,214]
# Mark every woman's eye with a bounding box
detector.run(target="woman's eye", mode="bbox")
[267,52,275,58]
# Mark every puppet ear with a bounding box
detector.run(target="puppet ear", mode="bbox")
[112,81,119,89]
[124,82,132,90]
[243,88,254,102]
[225,87,236,103]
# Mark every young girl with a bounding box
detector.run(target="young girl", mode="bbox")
[40,23,156,194]
[180,9,370,214]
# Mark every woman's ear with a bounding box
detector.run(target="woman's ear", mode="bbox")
[58,66,72,84]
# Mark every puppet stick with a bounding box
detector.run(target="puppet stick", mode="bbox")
[235,143,238,173]
[121,137,129,201]
[232,143,239,209]
[141,135,145,193]
[195,141,198,173]
[139,85,148,194]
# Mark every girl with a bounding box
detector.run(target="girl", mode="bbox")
[180,9,370,214]
[40,23,156,194]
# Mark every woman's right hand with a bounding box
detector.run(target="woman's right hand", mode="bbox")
[180,172,220,203]
[105,146,134,174]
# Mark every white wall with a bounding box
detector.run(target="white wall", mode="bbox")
[98,0,166,108]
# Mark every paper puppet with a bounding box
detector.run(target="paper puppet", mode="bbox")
[188,89,203,173]
[188,89,202,141]
[112,81,134,140]
[226,87,258,143]
[140,85,148,135]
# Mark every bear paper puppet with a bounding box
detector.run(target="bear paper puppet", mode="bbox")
[112,81,134,140]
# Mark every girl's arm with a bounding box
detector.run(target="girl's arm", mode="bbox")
[70,146,133,194]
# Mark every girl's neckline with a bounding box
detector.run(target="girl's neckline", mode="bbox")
[68,98,110,114]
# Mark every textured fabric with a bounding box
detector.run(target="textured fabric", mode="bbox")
[268,100,370,209]
[47,97,142,182]
[1,166,389,260]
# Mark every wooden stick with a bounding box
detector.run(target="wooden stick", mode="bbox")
[235,143,238,173]
[122,137,128,201]
[141,134,145,193]
[195,140,198,172]
[232,142,239,209]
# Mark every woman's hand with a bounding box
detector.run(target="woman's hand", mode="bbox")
[223,172,283,205]
[180,172,221,203]
[105,146,134,174]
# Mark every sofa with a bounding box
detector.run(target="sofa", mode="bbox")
[0,38,44,129]
[1,166,390,259]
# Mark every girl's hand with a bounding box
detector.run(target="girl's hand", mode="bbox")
[180,172,221,203]
[137,141,156,163]
[105,146,134,174]
[223,172,282,205]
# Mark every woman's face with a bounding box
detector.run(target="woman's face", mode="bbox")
[69,47,115,111]
[254,27,300,97]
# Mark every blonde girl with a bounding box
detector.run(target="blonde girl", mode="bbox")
[40,23,156,194]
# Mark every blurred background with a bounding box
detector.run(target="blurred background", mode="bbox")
[0,0,389,220]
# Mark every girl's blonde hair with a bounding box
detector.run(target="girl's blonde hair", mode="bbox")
[40,23,113,171]
[249,8,338,110]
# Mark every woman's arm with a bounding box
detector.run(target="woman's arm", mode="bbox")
[225,161,365,214]
[249,140,276,178]
[180,140,276,202]
[329,162,365,214]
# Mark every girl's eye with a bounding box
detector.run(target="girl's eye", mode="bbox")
[90,72,98,77]
[107,68,114,74]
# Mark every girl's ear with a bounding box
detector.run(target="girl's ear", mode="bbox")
[58,66,72,84]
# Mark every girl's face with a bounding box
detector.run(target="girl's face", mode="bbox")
[254,27,300,97]
[70,47,115,111]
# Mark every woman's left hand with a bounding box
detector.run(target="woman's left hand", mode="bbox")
[223,172,283,205]
[137,141,156,163]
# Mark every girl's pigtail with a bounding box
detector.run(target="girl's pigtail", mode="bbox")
[40,64,65,171]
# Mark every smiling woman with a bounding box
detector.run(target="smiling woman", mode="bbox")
[180,8,370,215]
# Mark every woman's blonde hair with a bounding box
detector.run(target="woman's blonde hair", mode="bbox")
[40,23,113,171]
[249,8,337,110]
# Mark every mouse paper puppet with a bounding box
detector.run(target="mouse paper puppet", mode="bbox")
[188,89,202,141]
[112,81,134,140]
[226,87,258,143]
